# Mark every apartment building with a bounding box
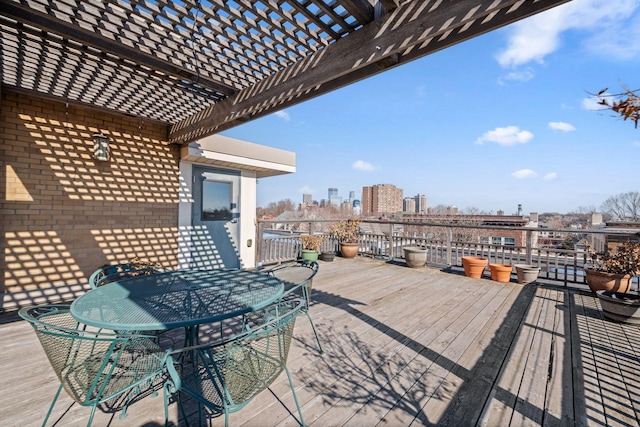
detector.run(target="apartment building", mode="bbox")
[362,184,403,216]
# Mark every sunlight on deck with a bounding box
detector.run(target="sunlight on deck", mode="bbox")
[2,256,639,426]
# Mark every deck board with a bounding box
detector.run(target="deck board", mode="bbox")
[2,256,640,426]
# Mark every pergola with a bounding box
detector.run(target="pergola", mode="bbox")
[2,0,571,145]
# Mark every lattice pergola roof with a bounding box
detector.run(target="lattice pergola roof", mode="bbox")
[1,0,571,144]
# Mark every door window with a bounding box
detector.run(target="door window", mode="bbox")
[201,180,232,221]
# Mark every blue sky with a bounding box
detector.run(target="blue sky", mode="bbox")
[222,0,640,215]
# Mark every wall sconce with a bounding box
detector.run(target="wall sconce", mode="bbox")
[93,132,109,161]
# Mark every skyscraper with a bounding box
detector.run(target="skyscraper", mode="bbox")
[352,199,362,216]
[328,187,341,207]
[303,193,312,204]
[404,197,416,213]
[415,194,428,214]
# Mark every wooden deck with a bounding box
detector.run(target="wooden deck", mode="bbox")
[2,256,640,426]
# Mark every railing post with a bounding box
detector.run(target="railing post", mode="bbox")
[256,221,265,266]
[526,230,533,265]
[446,227,453,267]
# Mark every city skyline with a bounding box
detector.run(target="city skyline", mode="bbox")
[223,0,640,214]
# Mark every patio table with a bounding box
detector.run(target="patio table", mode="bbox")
[70,269,284,331]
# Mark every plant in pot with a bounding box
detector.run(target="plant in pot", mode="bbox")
[330,218,361,258]
[584,240,640,293]
[299,234,325,262]
[585,240,640,324]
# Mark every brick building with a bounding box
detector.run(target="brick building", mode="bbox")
[362,184,403,217]
[2,91,294,311]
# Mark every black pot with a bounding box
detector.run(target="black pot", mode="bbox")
[597,291,640,324]
[319,252,335,262]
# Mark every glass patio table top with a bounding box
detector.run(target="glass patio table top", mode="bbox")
[70,269,284,331]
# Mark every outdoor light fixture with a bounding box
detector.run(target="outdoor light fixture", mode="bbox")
[93,132,109,161]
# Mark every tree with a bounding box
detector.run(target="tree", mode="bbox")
[596,85,640,128]
[575,205,598,215]
[258,199,296,217]
[600,191,640,221]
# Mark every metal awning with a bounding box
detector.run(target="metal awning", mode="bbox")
[1,0,571,144]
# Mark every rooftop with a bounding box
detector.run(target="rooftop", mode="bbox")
[3,256,639,425]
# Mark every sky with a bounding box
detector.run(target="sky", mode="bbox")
[221,0,640,215]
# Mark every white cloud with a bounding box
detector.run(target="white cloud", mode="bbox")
[352,160,375,171]
[274,110,291,122]
[498,68,535,85]
[548,121,576,132]
[298,185,313,194]
[582,5,640,60]
[544,172,558,180]
[496,0,639,68]
[512,169,538,179]
[476,126,534,146]
[582,95,606,111]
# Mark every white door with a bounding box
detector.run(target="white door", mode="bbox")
[190,166,241,269]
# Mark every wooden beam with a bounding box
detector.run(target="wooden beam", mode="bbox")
[0,0,237,97]
[340,0,376,24]
[376,0,400,16]
[169,0,573,143]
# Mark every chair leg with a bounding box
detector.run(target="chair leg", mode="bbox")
[283,365,306,426]
[42,383,64,427]
[304,311,323,353]
[87,404,98,427]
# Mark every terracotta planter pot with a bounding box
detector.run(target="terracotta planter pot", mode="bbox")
[339,242,359,258]
[461,256,488,279]
[596,291,640,324]
[585,269,632,293]
[404,246,427,268]
[489,263,512,283]
[515,264,540,284]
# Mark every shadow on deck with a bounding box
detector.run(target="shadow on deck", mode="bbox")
[1,256,639,426]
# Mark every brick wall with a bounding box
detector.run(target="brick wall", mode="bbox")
[1,90,180,311]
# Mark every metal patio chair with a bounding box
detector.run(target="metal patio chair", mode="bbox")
[19,304,168,426]
[88,262,174,341]
[89,260,169,289]
[265,260,322,352]
[163,299,306,427]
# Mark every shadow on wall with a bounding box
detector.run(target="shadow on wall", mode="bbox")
[2,92,180,312]
[179,224,241,270]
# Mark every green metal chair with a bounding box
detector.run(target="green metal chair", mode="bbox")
[265,260,322,353]
[163,299,306,427]
[89,261,169,289]
[19,304,168,426]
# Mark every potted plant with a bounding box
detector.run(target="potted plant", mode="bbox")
[584,240,640,293]
[299,234,325,262]
[585,240,640,324]
[330,218,361,258]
